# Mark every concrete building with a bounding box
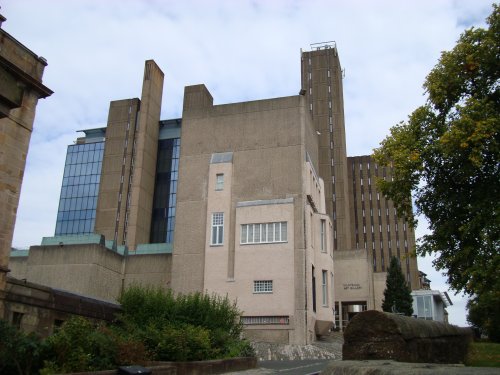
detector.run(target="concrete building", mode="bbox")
[0,11,52,318]
[9,43,421,342]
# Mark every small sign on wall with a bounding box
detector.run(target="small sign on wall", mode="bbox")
[343,283,361,290]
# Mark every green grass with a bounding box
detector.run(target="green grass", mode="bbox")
[466,341,500,367]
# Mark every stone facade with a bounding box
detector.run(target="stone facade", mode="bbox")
[3,276,120,337]
[0,12,52,317]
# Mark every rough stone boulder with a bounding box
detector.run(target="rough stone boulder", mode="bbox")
[343,310,472,364]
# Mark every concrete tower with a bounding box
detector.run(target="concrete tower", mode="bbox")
[94,60,164,250]
[301,43,352,251]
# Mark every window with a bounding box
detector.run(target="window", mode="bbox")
[12,312,24,329]
[242,316,289,325]
[241,222,287,244]
[254,280,273,293]
[215,173,224,190]
[320,219,326,252]
[312,266,317,312]
[322,270,328,306]
[211,213,224,245]
[416,295,433,320]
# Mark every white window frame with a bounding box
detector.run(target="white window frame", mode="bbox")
[211,212,224,246]
[322,270,328,306]
[240,222,287,244]
[254,280,273,294]
[320,219,326,252]
[215,173,224,191]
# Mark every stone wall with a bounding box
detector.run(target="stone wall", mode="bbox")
[343,310,472,364]
[0,16,52,307]
[3,277,120,337]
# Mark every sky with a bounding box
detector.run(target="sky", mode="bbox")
[2,0,495,326]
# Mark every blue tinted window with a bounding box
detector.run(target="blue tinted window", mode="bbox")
[150,138,180,243]
[55,142,104,236]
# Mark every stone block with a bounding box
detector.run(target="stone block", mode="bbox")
[343,310,472,364]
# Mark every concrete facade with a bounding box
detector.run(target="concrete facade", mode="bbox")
[9,237,171,303]
[347,155,419,289]
[171,85,333,343]
[301,45,352,252]
[7,44,422,343]
[95,60,164,250]
[0,12,52,317]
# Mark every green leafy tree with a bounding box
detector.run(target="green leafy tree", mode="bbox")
[382,257,414,316]
[467,291,500,342]
[373,4,499,331]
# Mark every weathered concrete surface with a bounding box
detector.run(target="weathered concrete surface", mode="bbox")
[343,310,472,364]
[322,360,500,374]
[252,331,343,361]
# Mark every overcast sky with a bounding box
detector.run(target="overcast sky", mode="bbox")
[3,0,494,326]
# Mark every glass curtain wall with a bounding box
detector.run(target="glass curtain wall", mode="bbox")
[150,138,180,243]
[55,142,104,235]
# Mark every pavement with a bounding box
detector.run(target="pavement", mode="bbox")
[225,331,344,374]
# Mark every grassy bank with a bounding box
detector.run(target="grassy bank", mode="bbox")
[466,341,500,367]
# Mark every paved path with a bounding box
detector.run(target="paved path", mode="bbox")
[226,332,343,374]
[226,359,330,374]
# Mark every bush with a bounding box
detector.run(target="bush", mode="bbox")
[1,287,252,373]
[225,339,256,358]
[118,285,249,360]
[118,286,242,336]
[153,323,213,361]
[41,317,114,373]
[0,319,43,375]
[41,316,148,373]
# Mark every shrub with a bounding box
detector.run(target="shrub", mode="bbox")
[41,316,148,373]
[114,335,149,366]
[0,319,43,375]
[118,286,242,336]
[225,339,256,358]
[41,317,114,373]
[153,323,213,361]
[118,285,249,360]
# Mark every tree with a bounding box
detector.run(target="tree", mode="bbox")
[382,257,414,316]
[373,6,499,299]
[467,291,500,342]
